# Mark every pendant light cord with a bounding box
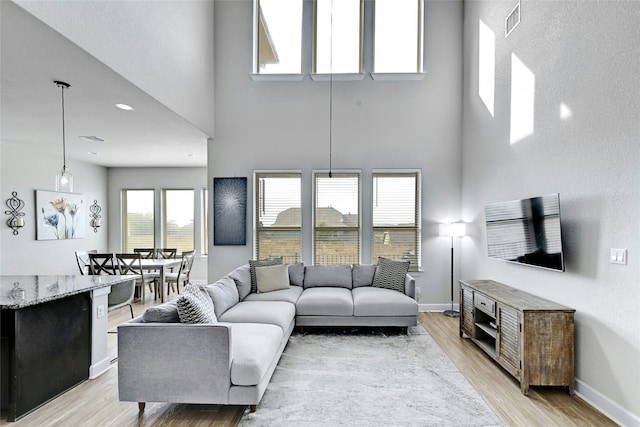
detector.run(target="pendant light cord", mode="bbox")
[61,84,66,170]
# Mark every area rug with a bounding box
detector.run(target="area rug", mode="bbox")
[240,326,502,427]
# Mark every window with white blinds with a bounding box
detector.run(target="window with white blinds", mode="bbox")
[255,173,302,263]
[122,189,155,252]
[372,172,420,271]
[314,172,360,265]
[162,189,194,255]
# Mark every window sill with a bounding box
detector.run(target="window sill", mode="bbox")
[310,73,366,82]
[250,73,305,82]
[371,72,426,81]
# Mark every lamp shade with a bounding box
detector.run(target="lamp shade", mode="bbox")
[439,222,466,238]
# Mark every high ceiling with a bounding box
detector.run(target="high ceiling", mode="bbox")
[0,1,209,168]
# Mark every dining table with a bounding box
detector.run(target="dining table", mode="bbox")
[139,257,183,302]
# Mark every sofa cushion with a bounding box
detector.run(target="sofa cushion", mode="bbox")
[228,263,252,301]
[256,264,291,293]
[352,264,377,288]
[218,301,295,333]
[244,285,303,305]
[249,257,283,293]
[303,265,353,289]
[372,258,410,293]
[204,277,240,318]
[296,288,354,316]
[352,287,418,317]
[176,284,217,324]
[230,323,283,386]
[142,300,179,323]
[288,262,305,287]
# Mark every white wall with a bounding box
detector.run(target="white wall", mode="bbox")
[461,1,640,424]
[209,0,465,305]
[0,141,108,275]
[107,167,208,284]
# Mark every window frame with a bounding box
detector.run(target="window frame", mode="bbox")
[254,171,303,264]
[161,189,196,255]
[121,189,156,253]
[372,0,425,76]
[312,170,362,266]
[371,170,421,271]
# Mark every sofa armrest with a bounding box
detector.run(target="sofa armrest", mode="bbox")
[118,321,233,405]
[404,274,416,299]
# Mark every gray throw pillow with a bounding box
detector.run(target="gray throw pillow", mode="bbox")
[288,262,305,286]
[177,283,217,324]
[352,264,377,288]
[204,277,240,318]
[142,300,180,323]
[372,258,410,293]
[256,264,291,293]
[249,257,283,293]
[228,263,252,300]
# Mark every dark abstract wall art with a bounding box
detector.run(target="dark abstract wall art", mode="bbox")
[213,177,247,245]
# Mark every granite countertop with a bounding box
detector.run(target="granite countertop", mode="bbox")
[0,275,138,309]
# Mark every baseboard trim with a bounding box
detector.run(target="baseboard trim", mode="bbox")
[419,303,459,313]
[575,379,640,427]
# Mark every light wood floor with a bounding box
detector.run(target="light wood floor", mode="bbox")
[1,296,616,426]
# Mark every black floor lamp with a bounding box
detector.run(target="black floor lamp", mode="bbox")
[439,222,467,318]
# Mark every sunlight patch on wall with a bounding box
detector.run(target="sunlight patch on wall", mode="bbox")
[560,103,572,120]
[479,19,495,117]
[510,53,535,144]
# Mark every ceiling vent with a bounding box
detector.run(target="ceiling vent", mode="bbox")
[79,136,105,143]
[505,2,520,38]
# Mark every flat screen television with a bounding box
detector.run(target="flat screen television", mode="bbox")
[485,193,565,272]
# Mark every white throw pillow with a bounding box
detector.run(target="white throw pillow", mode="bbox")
[255,264,291,293]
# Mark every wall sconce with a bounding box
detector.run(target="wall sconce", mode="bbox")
[5,191,26,235]
[89,200,102,233]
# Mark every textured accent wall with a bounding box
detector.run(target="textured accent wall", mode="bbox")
[461,1,639,422]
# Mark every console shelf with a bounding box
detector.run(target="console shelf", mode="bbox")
[459,279,575,395]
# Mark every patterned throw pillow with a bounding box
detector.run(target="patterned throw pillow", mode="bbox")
[177,283,218,324]
[372,258,410,293]
[249,257,283,293]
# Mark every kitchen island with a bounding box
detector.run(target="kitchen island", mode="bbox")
[1,275,137,422]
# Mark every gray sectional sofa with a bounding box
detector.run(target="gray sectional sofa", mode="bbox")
[118,263,418,412]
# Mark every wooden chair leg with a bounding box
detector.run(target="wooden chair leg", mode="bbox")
[250,405,257,413]
[138,402,146,411]
[129,304,134,319]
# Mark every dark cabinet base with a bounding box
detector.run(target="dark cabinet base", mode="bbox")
[1,292,91,421]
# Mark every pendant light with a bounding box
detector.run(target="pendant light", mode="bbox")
[54,80,73,192]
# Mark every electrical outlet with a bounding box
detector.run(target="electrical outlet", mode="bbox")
[97,304,105,318]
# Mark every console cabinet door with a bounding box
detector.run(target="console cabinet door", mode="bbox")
[497,304,520,378]
[460,285,474,337]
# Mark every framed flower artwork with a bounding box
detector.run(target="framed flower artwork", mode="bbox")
[35,190,86,240]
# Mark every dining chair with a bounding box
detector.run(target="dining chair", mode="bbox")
[133,248,156,259]
[156,248,178,259]
[89,253,118,275]
[116,253,158,303]
[75,250,97,275]
[88,253,135,318]
[165,250,195,295]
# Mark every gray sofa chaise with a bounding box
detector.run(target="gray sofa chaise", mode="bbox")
[118,262,418,412]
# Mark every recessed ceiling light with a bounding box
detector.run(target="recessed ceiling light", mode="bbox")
[87,151,100,156]
[184,153,195,158]
[115,103,134,111]
[79,136,105,143]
